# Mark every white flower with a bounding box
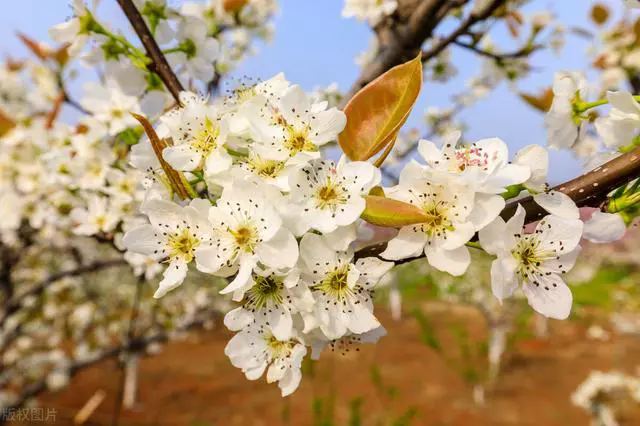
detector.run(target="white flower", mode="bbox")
[105,168,142,202]
[122,199,213,298]
[583,212,626,243]
[160,92,232,176]
[595,91,640,149]
[168,17,220,81]
[342,0,397,26]
[80,82,141,136]
[513,145,549,192]
[289,158,380,234]
[195,182,299,295]
[247,85,347,160]
[299,233,392,340]
[402,132,529,229]
[310,326,387,359]
[545,72,589,149]
[533,190,580,219]
[49,0,95,56]
[70,195,120,236]
[405,132,530,195]
[381,179,477,276]
[225,323,307,397]
[132,0,174,45]
[479,205,583,319]
[227,151,308,192]
[223,268,313,340]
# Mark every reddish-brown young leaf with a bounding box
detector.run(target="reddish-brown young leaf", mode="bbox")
[339,54,422,161]
[519,88,554,112]
[131,113,196,200]
[17,32,51,61]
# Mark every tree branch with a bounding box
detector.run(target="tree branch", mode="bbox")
[4,314,214,411]
[343,0,464,103]
[451,40,541,61]
[116,0,184,104]
[355,146,640,261]
[0,259,127,326]
[421,0,507,63]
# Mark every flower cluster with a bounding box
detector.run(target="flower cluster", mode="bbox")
[123,70,631,394]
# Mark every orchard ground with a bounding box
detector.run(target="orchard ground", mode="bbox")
[15,289,640,425]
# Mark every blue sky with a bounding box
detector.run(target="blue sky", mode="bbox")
[0,0,626,183]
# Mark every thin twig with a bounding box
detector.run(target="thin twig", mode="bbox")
[0,259,127,326]
[421,0,507,63]
[5,315,213,411]
[116,0,184,104]
[451,40,541,60]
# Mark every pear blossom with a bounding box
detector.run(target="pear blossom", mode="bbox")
[402,132,530,229]
[70,195,121,236]
[594,91,640,149]
[122,199,213,298]
[583,212,627,243]
[479,205,583,319]
[247,85,347,160]
[132,0,175,45]
[342,0,398,26]
[299,234,393,340]
[225,323,307,397]
[167,16,220,81]
[195,182,298,295]
[48,0,96,56]
[159,92,232,176]
[533,190,580,220]
[545,72,589,149]
[310,326,387,359]
[223,268,314,340]
[381,179,476,275]
[404,132,530,194]
[289,158,380,234]
[513,144,549,192]
[80,82,142,136]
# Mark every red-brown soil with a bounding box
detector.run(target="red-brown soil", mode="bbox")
[14,303,640,425]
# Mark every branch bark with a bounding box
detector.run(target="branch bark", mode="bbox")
[116,0,184,104]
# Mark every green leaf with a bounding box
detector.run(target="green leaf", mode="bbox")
[360,195,429,228]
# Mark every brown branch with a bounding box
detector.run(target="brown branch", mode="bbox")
[0,259,127,325]
[451,40,541,61]
[343,0,464,103]
[4,315,213,411]
[501,145,640,223]
[116,0,184,104]
[421,0,507,63]
[355,146,640,261]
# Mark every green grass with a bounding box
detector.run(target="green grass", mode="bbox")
[570,265,636,309]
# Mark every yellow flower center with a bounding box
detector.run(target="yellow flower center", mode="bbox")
[167,228,200,262]
[230,225,258,253]
[191,117,221,155]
